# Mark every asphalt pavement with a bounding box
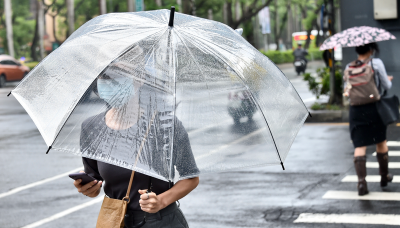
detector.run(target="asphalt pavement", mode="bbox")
[1,61,400,228]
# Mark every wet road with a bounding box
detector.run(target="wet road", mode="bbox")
[1,62,400,228]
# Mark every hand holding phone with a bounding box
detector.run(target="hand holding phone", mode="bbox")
[69,172,97,185]
[71,171,103,198]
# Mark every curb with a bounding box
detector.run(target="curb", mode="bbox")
[306,110,349,123]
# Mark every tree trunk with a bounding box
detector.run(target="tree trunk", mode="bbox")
[287,4,292,48]
[235,0,240,21]
[226,1,233,28]
[182,0,191,14]
[304,28,312,49]
[51,15,60,44]
[274,0,279,50]
[4,0,14,57]
[127,0,134,12]
[99,0,106,14]
[191,0,196,16]
[30,6,39,61]
[223,2,228,24]
[328,0,338,105]
[208,9,213,20]
[67,0,74,37]
[38,0,45,60]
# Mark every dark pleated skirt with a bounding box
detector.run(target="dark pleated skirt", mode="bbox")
[349,102,387,148]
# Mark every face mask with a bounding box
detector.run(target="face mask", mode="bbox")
[97,77,135,108]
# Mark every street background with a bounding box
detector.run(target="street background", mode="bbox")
[1,61,400,228]
[2,0,400,227]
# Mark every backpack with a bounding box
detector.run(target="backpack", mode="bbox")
[343,59,380,106]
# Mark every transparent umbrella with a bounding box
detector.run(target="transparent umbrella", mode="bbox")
[10,8,309,182]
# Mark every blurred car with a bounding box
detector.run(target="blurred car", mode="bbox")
[0,55,30,88]
[228,90,257,125]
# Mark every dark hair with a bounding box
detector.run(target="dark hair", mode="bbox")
[355,42,380,55]
[298,43,302,47]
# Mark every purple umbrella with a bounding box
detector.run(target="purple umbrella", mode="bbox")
[319,26,396,50]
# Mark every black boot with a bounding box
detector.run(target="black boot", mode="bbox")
[354,156,369,196]
[376,152,393,187]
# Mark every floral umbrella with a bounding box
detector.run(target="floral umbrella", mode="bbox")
[319,26,396,50]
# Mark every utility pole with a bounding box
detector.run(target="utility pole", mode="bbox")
[128,0,135,12]
[37,0,45,60]
[155,0,162,7]
[99,0,107,14]
[328,0,337,104]
[4,0,15,57]
[67,0,74,37]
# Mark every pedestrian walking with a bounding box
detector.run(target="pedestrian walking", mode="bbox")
[73,68,200,228]
[344,42,394,196]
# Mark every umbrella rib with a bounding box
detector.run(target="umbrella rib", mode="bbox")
[170,28,177,182]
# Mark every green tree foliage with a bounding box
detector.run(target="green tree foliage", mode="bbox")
[0,0,34,58]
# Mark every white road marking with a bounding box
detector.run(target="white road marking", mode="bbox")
[366,162,400,169]
[387,141,400,147]
[294,213,400,225]
[323,191,400,201]
[195,127,267,160]
[21,195,104,228]
[342,175,400,183]
[0,167,83,199]
[372,151,400,156]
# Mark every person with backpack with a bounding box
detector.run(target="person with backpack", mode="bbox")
[343,42,393,196]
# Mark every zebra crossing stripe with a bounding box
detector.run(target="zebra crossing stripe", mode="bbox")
[372,151,400,156]
[341,175,400,183]
[366,162,400,168]
[323,191,400,201]
[294,213,400,225]
[387,141,400,147]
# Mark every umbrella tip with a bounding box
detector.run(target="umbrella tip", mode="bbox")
[280,162,285,170]
[168,6,175,27]
[7,91,11,97]
[46,146,52,154]
[308,112,312,118]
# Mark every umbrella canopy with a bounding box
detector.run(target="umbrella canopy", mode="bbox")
[11,9,309,182]
[319,26,396,50]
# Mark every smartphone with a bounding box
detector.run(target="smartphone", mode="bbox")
[69,172,97,185]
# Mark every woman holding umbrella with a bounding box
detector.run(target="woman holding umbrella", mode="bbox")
[320,26,397,196]
[72,62,200,228]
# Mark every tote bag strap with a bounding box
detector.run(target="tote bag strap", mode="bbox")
[123,112,157,203]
